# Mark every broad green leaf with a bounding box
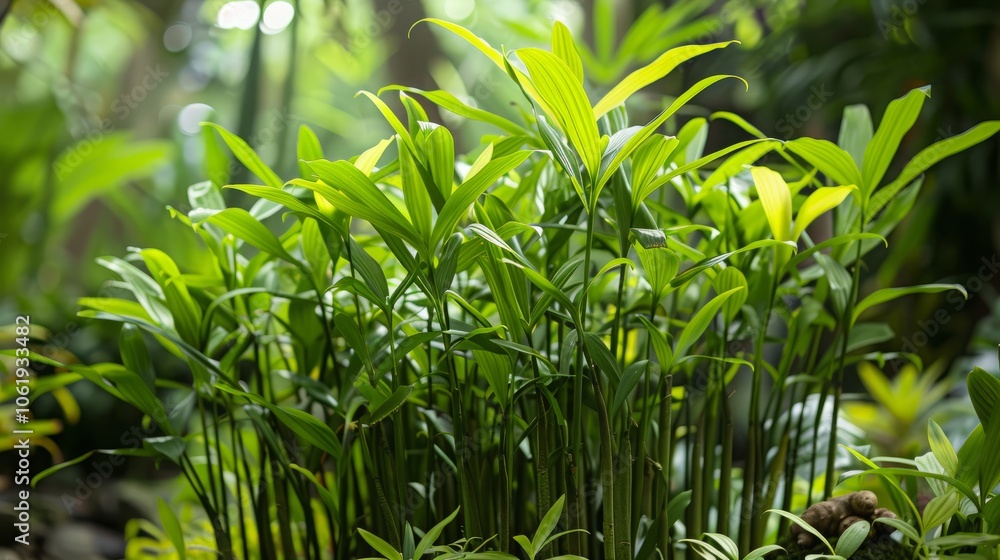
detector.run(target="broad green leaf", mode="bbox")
[473,350,512,409]
[202,123,281,188]
[750,166,793,241]
[862,86,930,193]
[927,533,1000,551]
[119,324,155,391]
[365,385,413,425]
[431,150,530,248]
[592,41,736,119]
[303,160,421,247]
[638,316,673,368]
[141,249,202,347]
[674,287,745,362]
[873,517,920,543]
[202,208,297,264]
[837,104,873,169]
[834,520,869,558]
[516,48,601,180]
[532,494,567,553]
[358,528,402,560]
[922,492,959,530]
[792,185,857,241]
[297,125,324,178]
[852,284,967,325]
[969,367,1000,426]
[613,360,652,417]
[551,21,584,83]
[355,137,393,176]
[703,533,738,560]
[158,498,186,560]
[784,138,863,188]
[712,267,747,323]
[867,121,1000,220]
[603,75,749,195]
[928,419,959,477]
[981,402,1000,495]
[636,245,679,303]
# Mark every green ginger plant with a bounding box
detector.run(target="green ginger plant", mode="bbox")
[19,15,1000,560]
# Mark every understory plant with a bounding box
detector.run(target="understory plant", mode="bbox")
[24,15,1000,560]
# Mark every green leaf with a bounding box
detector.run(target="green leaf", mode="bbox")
[834,520,869,558]
[784,138,863,188]
[216,384,343,460]
[928,419,959,477]
[202,123,281,188]
[980,401,1000,495]
[592,41,736,119]
[32,451,95,487]
[674,287,745,362]
[751,166,793,241]
[358,528,402,560]
[379,86,527,136]
[365,385,413,426]
[158,497,186,560]
[415,507,460,558]
[852,284,967,326]
[712,267,748,323]
[703,532,739,560]
[613,360,652,417]
[927,533,1000,551]
[119,324,155,391]
[862,86,930,193]
[551,21,584,84]
[289,464,340,519]
[473,350,512,409]
[303,160,421,248]
[671,239,796,288]
[201,208,297,264]
[792,186,857,241]
[532,494,566,553]
[766,509,834,555]
[968,367,1000,427]
[868,121,1000,220]
[837,104,874,169]
[143,436,186,463]
[744,545,786,560]
[516,48,602,180]
[873,516,920,543]
[922,492,959,530]
[638,316,673,368]
[431,150,530,248]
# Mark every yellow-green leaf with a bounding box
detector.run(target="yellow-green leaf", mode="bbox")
[750,166,793,242]
[791,185,857,241]
[551,21,584,84]
[592,41,737,120]
[516,48,602,180]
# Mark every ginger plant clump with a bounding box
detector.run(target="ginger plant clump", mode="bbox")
[791,491,898,546]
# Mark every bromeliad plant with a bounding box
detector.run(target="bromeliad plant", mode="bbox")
[27,17,1000,560]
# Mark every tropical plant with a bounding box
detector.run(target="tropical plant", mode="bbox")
[18,15,1000,560]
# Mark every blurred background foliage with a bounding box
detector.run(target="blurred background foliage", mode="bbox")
[0,0,998,554]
